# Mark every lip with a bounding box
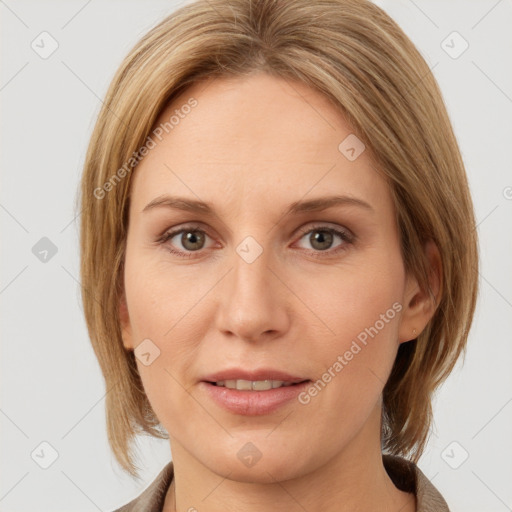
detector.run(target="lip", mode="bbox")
[200,368,310,416]
[200,381,310,415]
[202,368,307,384]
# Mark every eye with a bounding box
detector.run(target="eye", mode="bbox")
[158,223,354,259]
[158,224,213,258]
[294,224,354,256]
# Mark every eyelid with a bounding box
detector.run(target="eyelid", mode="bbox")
[294,222,354,241]
[158,222,214,245]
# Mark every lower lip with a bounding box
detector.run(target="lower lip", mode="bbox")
[200,381,311,416]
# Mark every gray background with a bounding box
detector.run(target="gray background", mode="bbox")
[1,0,511,510]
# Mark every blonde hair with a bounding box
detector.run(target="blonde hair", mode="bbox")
[79,0,479,477]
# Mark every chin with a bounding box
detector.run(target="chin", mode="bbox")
[215,459,304,484]
[200,439,316,484]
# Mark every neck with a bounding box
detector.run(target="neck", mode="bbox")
[163,406,415,512]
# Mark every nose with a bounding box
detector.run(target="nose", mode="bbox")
[215,242,291,343]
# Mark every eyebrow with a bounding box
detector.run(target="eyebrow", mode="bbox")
[142,194,374,216]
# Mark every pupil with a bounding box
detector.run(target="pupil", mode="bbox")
[311,230,332,250]
[183,231,204,250]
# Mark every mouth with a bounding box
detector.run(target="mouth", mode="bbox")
[201,368,309,390]
[208,379,309,391]
[200,369,311,415]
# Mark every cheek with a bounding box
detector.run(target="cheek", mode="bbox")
[296,253,404,411]
[124,247,202,340]
[123,252,208,419]
[302,253,404,350]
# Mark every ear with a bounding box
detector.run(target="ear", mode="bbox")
[398,239,443,343]
[119,291,134,351]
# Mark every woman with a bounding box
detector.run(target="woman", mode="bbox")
[79,0,478,510]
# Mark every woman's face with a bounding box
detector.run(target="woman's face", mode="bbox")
[120,72,419,482]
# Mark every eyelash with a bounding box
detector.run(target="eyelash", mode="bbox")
[157,223,355,259]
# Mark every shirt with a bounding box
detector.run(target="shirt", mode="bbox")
[114,454,450,511]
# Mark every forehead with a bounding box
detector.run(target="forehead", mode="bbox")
[153,73,352,159]
[130,73,388,215]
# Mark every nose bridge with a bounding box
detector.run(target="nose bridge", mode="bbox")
[215,233,289,341]
[233,236,271,301]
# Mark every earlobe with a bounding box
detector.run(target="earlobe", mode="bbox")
[398,240,443,343]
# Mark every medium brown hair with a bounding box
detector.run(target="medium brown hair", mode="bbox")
[78,0,479,477]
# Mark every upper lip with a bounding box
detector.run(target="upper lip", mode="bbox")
[202,368,309,384]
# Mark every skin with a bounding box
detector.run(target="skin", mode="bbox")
[119,72,441,512]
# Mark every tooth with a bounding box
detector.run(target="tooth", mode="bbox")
[236,379,253,390]
[216,379,296,390]
[252,380,273,390]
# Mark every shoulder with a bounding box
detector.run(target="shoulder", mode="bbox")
[383,454,451,512]
[112,462,174,512]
